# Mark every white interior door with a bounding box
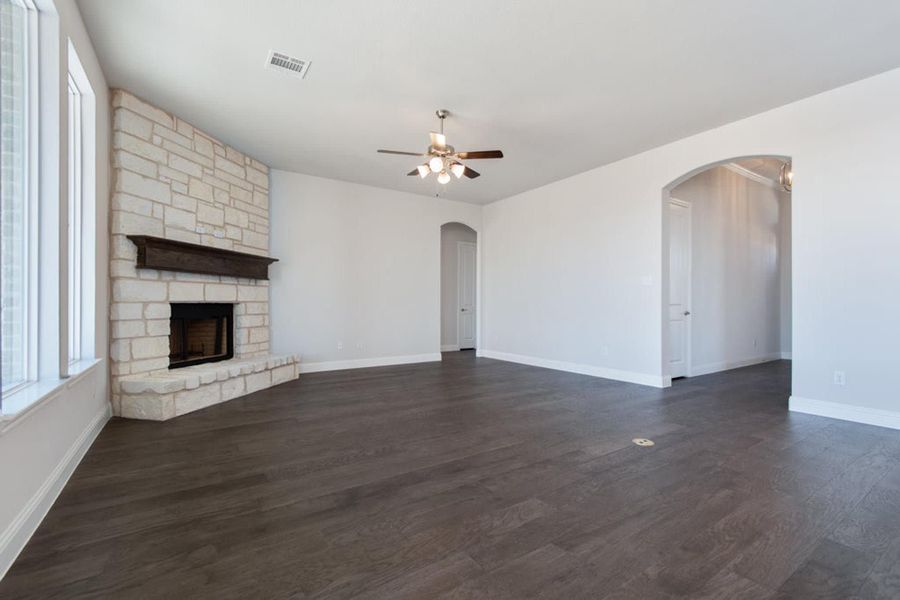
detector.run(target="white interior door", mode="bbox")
[457,241,477,349]
[669,199,691,378]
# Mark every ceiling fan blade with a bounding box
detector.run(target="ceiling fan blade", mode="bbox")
[429,132,447,150]
[456,150,503,160]
[407,169,419,176]
[377,149,425,156]
[463,166,480,179]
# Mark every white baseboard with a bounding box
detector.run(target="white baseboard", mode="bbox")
[789,396,900,431]
[0,403,110,579]
[691,353,783,377]
[298,353,442,374]
[477,349,666,388]
[440,344,460,352]
[781,352,793,360]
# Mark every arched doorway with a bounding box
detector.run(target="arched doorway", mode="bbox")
[440,222,478,352]
[662,155,793,384]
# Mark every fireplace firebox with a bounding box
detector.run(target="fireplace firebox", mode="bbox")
[169,303,234,369]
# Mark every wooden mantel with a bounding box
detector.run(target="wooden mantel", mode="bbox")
[127,235,278,280]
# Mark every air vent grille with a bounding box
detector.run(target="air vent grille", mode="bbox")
[266,50,311,79]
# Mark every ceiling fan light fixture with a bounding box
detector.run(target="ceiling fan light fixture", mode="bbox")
[377,109,504,184]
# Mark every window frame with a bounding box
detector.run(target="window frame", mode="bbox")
[23,0,40,388]
[67,69,82,365]
[1,0,40,398]
[65,38,96,371]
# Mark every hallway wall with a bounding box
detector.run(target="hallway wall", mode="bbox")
[671,166,790,375]
[440,223,477,350]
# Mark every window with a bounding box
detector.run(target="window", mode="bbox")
[68,75,82,363]
[66,39,96,370]
[2,2,98,416]
[1,0,36,396]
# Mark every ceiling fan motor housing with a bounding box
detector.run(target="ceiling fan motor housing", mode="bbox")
[428,144,454,156]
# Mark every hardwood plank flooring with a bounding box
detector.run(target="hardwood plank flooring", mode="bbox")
[2,352,899,599]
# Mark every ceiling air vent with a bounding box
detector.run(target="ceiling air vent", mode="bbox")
[265,50,311,79]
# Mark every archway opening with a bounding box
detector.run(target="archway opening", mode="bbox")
[662,156,792,386]
[440,222,478,353]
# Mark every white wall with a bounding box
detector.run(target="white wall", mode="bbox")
[269,171,481,371]
[779,192,792,355]
[0,0,110,577]
[440,223,477,349]
[482,66,900,427]
[670,166,789,374]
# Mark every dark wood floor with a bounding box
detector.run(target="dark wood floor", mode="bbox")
[3,352,900,599]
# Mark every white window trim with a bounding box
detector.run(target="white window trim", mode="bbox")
[67,74,82,364]
[25,0,40,386]
[66,39,95,369]
[2,0,40,398]
[1,0,37,402]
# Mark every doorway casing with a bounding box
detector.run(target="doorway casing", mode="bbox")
[439,221,480,355]
[660,154,793,388]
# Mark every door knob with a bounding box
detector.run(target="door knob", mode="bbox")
[683,311,691,316]
[461,308,467,312]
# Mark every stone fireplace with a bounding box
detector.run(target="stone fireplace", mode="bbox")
[109,90,298,420]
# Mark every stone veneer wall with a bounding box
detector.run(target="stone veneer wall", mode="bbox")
[109,90,272,416]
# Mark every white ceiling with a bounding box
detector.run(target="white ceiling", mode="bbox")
[77,0,900,204]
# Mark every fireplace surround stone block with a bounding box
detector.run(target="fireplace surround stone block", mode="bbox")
[118,354,300,420]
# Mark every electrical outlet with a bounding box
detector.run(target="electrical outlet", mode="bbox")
[833,371,846,386]
[600,345,609,357]
[356,342,363,350]
[337,341,343,351]
[753,338,758,348]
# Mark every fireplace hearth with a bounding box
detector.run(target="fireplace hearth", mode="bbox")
[169,303,234,369]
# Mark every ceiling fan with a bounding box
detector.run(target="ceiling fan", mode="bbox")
[377,110,503,184]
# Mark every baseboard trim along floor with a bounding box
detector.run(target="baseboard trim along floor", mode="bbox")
[789,395,900,431]
[298,353,442,374]
[690,353,785,377]
[477,349,666,388]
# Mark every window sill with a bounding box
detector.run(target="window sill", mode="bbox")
[1,358,104,434]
